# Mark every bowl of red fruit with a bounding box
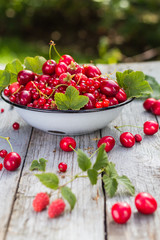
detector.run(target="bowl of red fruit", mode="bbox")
[1,48,139,135]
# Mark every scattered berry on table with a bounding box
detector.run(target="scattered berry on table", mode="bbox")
[143,120,159,135]
[1,108,4,113]
[134,134,142,142]
[97,136,115,152]
[60,137,76,152]
[33,192,50,212]
[58,162,67,172]
[111,202,132,224]
[4,152,21,171]
[120,132,135,148]
[135,192,157,214]
[143,98,156,111]
[151,99,160,115]
[12,122,20,130]
[0,163,3,171]
[0,149,8,158]
[48,199,66,218]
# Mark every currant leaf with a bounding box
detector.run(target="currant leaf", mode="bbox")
[5,59,23,83]
[103,175,118,197]
[35,173,59,190]
[54,86,89,110]
[30,158,47,172]
[116,69,133,88]
[77,149,92,171]
[24,56,46,74]
[87,168,98,185]
[144,75,160,99]
[61,186,76,210]
[117,175,135,196]
[0,70,11,92]
[93,144,108,170]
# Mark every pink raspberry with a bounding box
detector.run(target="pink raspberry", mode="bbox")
[33,192,49,212]
[48,199,66,218]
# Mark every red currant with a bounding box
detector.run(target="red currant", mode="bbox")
[9,82,21,95]
[111,202,132,224]
[60,137,76,152]
[102,99,110,108]
[4,88,10,96]
[1,108,4,113]
[134,134,142,142]
[143,121,159,135]
[12,122,20,130]
[58,162,67,172]
[120,132,135,148]
[135,192,157,214]
[97,136,115,152]
[0,163,3,171]
[4,152,21,171]
[96,101,103,108]
[0,149,8,158]
[83,93,96,109]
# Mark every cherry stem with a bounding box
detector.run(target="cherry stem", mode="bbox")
[50,40,61,59]
[69,145,78,154]
[89,148,100,159]
[0,136,13,152]
[114,125,143,130]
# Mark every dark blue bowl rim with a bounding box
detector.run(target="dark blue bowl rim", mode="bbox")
[1,91,135,114]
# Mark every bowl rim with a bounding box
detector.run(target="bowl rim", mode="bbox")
[1,90,135,114]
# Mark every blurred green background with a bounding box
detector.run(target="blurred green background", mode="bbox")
[0,0,160,64]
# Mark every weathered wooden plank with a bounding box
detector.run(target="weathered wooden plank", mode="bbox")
[0,101,32,240]
[5,129,105,240]
[98,62,160,240]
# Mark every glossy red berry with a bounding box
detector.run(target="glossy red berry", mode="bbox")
[100,80,120,97]
[0,149,8,158]
[60,137,76,152]
[115,89,127,103]
[9,82,21,95]
[4,152,21,171]
[55,62,68,76]
[59,54,74,65]
[4,88,10,96]
[83,93,96,109]
[151,100,160,115]
[12,122,20,130]
[19,90,32,106]
[135,192,157,214]
[143,98,156,111]
[143,121,159,135]
[58,162,67,172]
[102,99,110,108]
[84,65,101,78]
[96,101,103,108]
[42,60,57,75]
[108,97,119,106]
[111,202,132,224]
[0,163,3,170]
[120,132,135,148]
[134,134,142,142]
[1,108,4,113]
[97,136,115,152]
[17,70,35,86]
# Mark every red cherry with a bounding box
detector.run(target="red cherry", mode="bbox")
[108,97,119,106]
[97,136,115,152]
[9,82,21,95]
[84,65,101,78]
[74,73,88,83]
[59,55,74,65]
[12,122,20,130]
[143,98,156,111]
[83,93,96,109]
[111,202,132,224]
[143,121,159,135]
[100,80,120,97]
[55,62,68,76]
[120,132,135,148]
[115,89,127,103]
[38,74,50,84]
[58,162,67,172]
[134,134,142,142]
[68,63,84,75]
[151,100,160,115]
[19,90,32,105]
[4,152,21,171]
[60,137,76,152]
[4,88,10,96]
[0,163,3,171]
[42,60,57,75]
[9,95,16,103]
[0,149,8,158]
[17,70,35,86]
[135,192,157,214]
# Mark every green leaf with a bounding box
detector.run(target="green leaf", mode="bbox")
[54,86,89,110]
[77,149,92,171]
[93,144,108,170]
[61,186,76,210]
[5,59,23,83]
[144,75,160,99]
[87,169,98,185]
[35,173,59,190]
[116,70,152,98]
[0,70,11,92]
[105,162,118,178]
[24,56,46,74]
[117,175,135,196]
[30,158,47,172]
[103,175,118,197]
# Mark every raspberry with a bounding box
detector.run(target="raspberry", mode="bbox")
[48,199,66,218]
[33,192,49,212]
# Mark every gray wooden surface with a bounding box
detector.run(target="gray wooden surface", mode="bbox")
[0,62,160,240]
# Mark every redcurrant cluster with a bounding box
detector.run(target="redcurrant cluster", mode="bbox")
[4,55,127,110]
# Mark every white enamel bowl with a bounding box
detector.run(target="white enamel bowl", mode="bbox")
[1,92,134,135]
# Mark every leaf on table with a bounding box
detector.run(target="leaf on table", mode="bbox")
[87,168,98,185]
[54,86,89,110]
[144,75,160,99]
[93,144,108,170]
[116,70,152,98]
[35,173,59,190]
[24,56,46,74]
[103,175,118,197]
[30,158,47,172]
[77,149,92,171]
[61,186,76,210]
[117,175,135,196]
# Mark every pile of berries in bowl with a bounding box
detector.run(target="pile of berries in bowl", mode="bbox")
[1,43,137,135]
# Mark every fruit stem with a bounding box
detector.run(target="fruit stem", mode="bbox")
[89,148,100,159]
[69,145,78,154]
[114,125,143,131]
[50,40,61,59]
[0,136,13,152]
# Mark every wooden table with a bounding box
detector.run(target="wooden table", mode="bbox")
[0,62,160,240]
